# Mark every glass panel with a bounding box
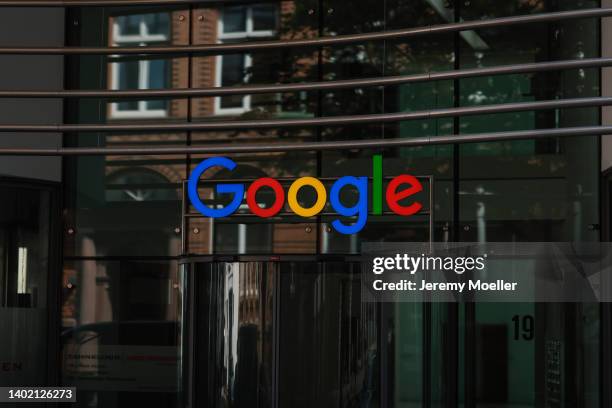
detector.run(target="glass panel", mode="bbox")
[192,2,316,118]
[223,7,247,33]
[184,260,458,407]
[220,54,246,109]
[278,261,378,407]
[116,13,170,39]
[148,59,168,89]
[199,261,275,407]
[143,12,170,36]
[381,288,449,407]
[456,2,600,407]
[117,61,139,89]
[320,0,454,244]
[147,59,169,110]
[0,184,54,387]
[65,134,184,257]
[116,15,141,36]
[66,2,604,406]
[474,303,535,406]
[105,167,177,202]
[61,260,181,408]
[116,61,139,111]
[214,224,274,254]
[252,5,277,31]
[458,2,600,243]
[388,302,424,405]
[65,7,188,257]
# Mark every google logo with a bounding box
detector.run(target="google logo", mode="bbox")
[187,155,423,234]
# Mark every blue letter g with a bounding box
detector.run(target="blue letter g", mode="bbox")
[188,157,244,218]
[329,176,368,234]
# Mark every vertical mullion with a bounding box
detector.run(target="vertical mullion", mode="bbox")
[271,262,279,408]
[315,0,324,255]
[602,301,611,408]
[423,301,432,408]
[445,2,463,408]
[185,4,194,256]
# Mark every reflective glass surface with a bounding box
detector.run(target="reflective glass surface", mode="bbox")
[0,181,57,390]
[61,260,181,407]
[63,1,602,406]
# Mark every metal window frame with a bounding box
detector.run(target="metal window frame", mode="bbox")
[110,12,172,118]
[112,13,170,43]
[109,58,171,118]
[214,5,279,115]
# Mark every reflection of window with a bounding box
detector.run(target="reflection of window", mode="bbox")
[215,5,278,114]
[110,13,170,119]
[106,168,178,202]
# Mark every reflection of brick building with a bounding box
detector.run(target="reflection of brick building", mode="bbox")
[103,3,318,255]
[106,3,305,121]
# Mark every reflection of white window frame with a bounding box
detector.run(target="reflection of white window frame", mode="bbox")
[110,14,169,119]
[214,6,277,115]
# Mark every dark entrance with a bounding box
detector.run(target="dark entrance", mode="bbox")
[181,256,380,408]
[180,256,601,408]
[181,256,452,408]
[0,177,61,388]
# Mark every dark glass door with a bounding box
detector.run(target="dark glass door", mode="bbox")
[181,258,380,408]
[181,257,602,408]
[180,257,453,408]
[0,178,60,390]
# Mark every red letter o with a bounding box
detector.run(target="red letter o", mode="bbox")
[247,178,285,218]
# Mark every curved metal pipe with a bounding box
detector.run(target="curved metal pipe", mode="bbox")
[0,96,608,132]
[0,57,609,99]
[0,125,607,155]
[0,0,255,5]
[0,8,608,55]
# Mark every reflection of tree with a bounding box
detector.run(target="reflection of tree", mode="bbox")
[275,0,553,124]
[462,0,545,18]
[274,0,459,145]
[230,0,564,172]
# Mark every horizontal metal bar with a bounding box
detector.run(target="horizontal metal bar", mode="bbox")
[0,8,608,55]
[0,96,608,132]
[185,210,432,218]
[2,57,609,99]
[190,175,434,183]
[0,125,608,155]
[0,0,259,6]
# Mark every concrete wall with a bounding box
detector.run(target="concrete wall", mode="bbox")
[0,7,63,182]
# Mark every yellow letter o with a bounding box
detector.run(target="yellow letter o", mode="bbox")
[287,177,327,217]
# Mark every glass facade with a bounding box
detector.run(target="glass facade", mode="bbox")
[0,0,590,407]
[0,180,59,389]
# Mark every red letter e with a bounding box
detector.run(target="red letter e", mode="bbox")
[386,175,423,216]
